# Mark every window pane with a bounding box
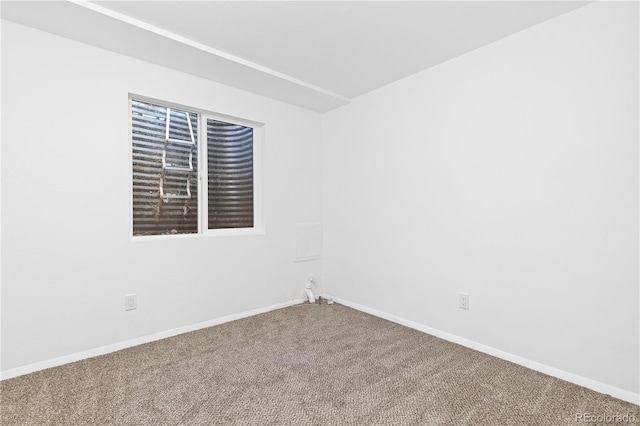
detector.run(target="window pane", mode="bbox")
[132,100,198,236]
[207,119,254,229]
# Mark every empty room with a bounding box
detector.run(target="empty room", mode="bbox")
[1,1,638,424]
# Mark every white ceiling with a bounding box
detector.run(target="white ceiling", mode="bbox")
[2,1,589,112]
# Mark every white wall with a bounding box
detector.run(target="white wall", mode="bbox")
[323,2,639,396]
[1,20,323,371]
[2,1,639,402]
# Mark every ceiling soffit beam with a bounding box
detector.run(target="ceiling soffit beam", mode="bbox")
[2,0,350,112]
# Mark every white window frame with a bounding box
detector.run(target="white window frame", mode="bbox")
[129,94,264,240]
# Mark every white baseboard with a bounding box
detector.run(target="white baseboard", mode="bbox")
[3,296,638,406]
[1,298,304,381]
[332,296,640,406]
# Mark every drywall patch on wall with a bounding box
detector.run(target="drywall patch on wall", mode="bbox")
[293,223,323,262]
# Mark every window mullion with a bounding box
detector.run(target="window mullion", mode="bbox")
[199,113,206,234]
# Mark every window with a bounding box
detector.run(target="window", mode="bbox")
[131,98,260,237]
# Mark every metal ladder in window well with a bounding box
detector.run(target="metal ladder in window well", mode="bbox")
[160,107,195,203]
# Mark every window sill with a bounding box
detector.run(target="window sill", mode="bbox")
[131,227,265,242]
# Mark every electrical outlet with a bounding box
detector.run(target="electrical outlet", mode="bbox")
[125,294,137,311]
[459,293,469,310]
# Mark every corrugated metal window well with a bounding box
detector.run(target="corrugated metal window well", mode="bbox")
[131,99,254,237]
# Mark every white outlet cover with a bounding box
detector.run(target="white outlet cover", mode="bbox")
[125,294,137,311]
[459,293,469,310]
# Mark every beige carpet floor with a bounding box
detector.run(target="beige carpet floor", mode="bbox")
[1,303,638,425]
